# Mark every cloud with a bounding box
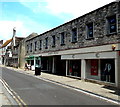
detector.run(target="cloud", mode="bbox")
[15,15,51,35]
[18,0,114,18]
[45,0,115,18]
[0,15,51,40]
[0,21,24,40]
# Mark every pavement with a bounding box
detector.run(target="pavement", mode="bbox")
[0,78,18,106]
[0,65,120,105]
[0,81,11,106]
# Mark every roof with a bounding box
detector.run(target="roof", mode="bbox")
[25,33,38,41]
[0,38,13,48]
[15,36,25,39]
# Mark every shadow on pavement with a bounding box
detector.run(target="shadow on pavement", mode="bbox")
[102,85,120,101]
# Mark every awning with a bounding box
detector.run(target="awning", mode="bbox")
[25,56,34,60]
[25,56,41,60]
[35,57,41,60]
[0,38,13,48]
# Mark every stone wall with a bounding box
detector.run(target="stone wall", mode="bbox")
[26,2,120,56]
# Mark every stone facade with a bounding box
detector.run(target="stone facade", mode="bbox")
[25,1,120,88]
[26,2,120,56]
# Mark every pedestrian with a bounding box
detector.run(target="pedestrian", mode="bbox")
[24,63,29,71]
[27,63,31,70]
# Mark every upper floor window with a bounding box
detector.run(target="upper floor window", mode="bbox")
[27,45,29,53]
[71,28,77,43]
[60,32,65,45]
[45,37,48,49]
[106,15,117,34]
[86,23,94,39]
[30,43,32,52]
[39,40,42,50]
[34,41,37,51]
[52,35,55,47]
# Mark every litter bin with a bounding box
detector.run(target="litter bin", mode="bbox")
[35,65,41,75]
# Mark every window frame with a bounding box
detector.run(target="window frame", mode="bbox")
[39,40,42,50]
[60,32,65,45]
[71,28,78,43]
[45,37,48,49]
[30,43,32,52]
[34,41,37,51]
[52,35,56,47]
[86,22,94,39]
[27,44,29,53]
[106,15,117,35]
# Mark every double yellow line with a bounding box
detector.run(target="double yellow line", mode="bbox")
[1,78,27,107]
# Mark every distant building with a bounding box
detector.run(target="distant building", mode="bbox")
[0,39,13,65]
[25,1,120,88]
[0,28,24,67]
[0,40,3,65]
[11,37,25,68]
[19,33,38,69]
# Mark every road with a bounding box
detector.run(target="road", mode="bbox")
[1,67,117,105]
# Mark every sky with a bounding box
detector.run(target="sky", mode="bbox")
[0,0,115,41]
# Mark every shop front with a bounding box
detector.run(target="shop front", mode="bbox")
[41,55,66,76]
[86,59,115,83]
[25,56,34,65]
[67,60,81,78]
[25,56,41,70]
[86,59,100,81]
[62,51,116,85]
[41,56,53,73]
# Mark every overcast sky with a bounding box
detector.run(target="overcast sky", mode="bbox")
[0,0,115,40]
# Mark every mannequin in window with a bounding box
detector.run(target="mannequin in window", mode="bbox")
[104,63,111,82]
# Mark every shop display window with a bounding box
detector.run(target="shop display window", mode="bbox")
[68,60,81,77]
[101,59,115,83]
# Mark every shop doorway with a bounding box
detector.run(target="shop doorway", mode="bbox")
[68,60,81,77]
[55,56,66,76]
[41,57,53,73]
[100,59,115,83]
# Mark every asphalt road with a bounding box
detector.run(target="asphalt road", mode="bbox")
[1,67,117,105]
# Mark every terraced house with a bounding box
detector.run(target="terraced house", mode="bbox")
[25,1,120,88]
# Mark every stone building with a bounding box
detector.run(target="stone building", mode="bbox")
[0,28,24,67]
[19,33,38,69]
[25,1,120,88]
[11,37,25,68]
